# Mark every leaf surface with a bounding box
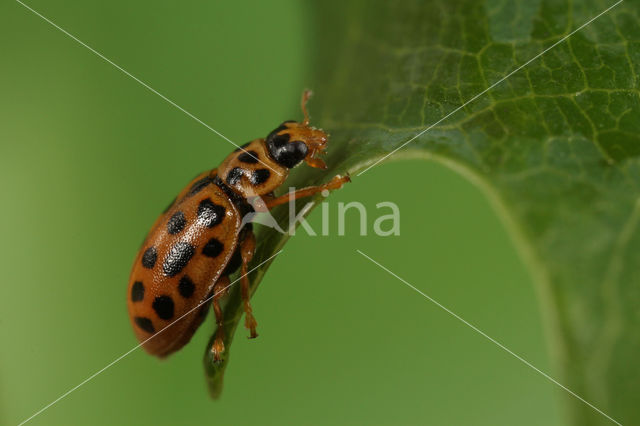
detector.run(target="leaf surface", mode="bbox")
[206,1,640,423]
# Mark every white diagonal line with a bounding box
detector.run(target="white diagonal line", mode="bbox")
[356,249,622,426]
[17,250,283,426]
[357,0,623,176]
[15,0,283,176]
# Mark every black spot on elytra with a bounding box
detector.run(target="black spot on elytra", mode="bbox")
[131,281,144,302]
[152,295,175,320]
[167,211,186,234]
[202,238,224,258]
[163,241,195,277]
[250,169,270,185]
[226,167,244,185]
[142,247,157,269]
[188,177,212,196]
[178,275,196,298]
[238,150,259,164]
[197,199,225,228]
[134,316,155,333]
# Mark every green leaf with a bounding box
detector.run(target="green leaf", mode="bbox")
[205,0,640,424]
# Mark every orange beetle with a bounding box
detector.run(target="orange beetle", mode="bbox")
[127,91,349,360]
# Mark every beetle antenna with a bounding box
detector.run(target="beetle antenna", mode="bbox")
[301,89,312,126]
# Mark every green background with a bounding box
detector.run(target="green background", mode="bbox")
[1,1,562,425]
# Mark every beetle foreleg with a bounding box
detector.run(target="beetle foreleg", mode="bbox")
[263,174,350,209]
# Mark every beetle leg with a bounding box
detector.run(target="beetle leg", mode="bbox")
[263,174,350,209]
[240,229,258,338]
[211,275,230,362]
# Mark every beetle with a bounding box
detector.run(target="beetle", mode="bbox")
[127,91,349,361]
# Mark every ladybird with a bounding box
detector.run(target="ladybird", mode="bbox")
[127,91,349,360]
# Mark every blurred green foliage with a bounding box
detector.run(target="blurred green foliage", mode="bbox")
[298,1,638,424]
